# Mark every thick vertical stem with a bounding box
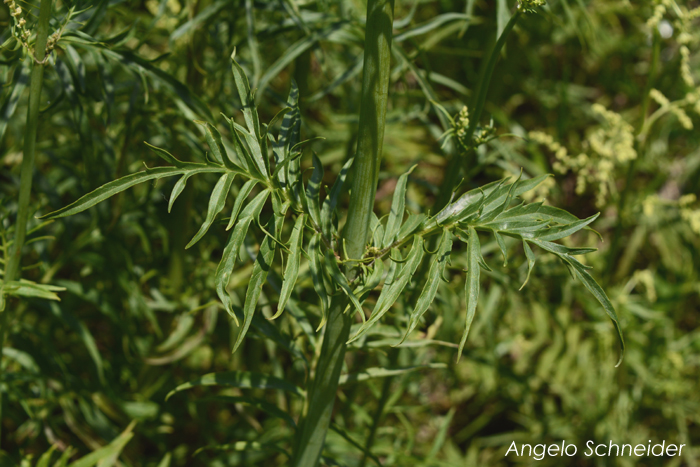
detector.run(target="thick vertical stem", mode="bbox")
[342,0,396,265]
[0,0,53,445]
[435,9,522,210]
[291,0,395,465]
[291,294,352,466]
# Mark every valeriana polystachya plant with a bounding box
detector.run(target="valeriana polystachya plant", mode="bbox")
[41,50,624,459]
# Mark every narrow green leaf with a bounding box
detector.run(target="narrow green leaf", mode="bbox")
[457,226,481,361]
[371,212,385,247]
[215,190,269,320]
[429,407,456,458]
[520,240,536,290]
[226,179,258,231]
[3,280,65,301]
[535,204,581,225]
[305,153,324,227]
[271,214,305,320]
[400,229,453,345]
[201,121,238,169]
[256,25,338,101]
[156,454,171,467]
[165,371,302,400]
[186,173,235,249]
[36,445,57,467]
[382,165,416,248]
[496,0,511,39]
[529,238,597,256]
[479,175,551,221]
[168,174,191,213]
[394,13,470,42]
[232,210,282,354]
[480,171,521,223]
[144,142,185,166]
[68,421,136,467]
[230,49,262,140]
[494,231,508,266]
[339,363,447,385]
[229,119,268,178]
[564,256,625,366]
[397,213,427,241]
[275,79,300,187]
[349,236,425,344]
[40,167,208,219]
[534,213,600,242]
[309,232,332,330]
[482,219,550,235]
[321,156,354,240]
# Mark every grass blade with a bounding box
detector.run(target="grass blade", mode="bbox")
[68,421,136,467]
[165,371,303,400]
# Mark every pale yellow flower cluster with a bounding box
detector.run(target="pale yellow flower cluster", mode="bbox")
[529,104,636,207]
[642,193,700,236]
[649,88,696,130]
[646,1,698,90]
[5,0,31,45]
[519,0,546,11]
[646,2,668,30]
[455,106,469,142]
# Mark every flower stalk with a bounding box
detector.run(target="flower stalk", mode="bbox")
[436,8,523,210]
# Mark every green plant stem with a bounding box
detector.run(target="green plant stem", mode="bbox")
[0,0,53,446]
[436,9,522,210]
[342,0,396,266]
[291,0,395,464]
[291,294,352,466]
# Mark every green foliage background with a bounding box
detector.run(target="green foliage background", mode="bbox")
[1,0,699,465]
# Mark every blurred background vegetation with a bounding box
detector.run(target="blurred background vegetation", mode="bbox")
[1,0,699,465]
